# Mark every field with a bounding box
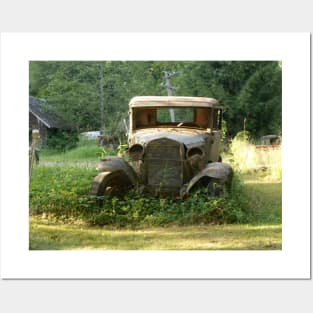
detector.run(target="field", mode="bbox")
[29,138,282,250]
[30,222,281,250]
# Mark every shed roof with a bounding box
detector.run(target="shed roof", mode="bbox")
[129,96,222,109]
[29,96,69,129]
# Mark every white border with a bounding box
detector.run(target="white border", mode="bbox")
[0,33,310,279]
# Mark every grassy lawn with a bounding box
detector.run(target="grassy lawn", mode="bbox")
[29,179,282,250]
[40,138,106,163]
[30,138,282,250]
[243,179,282,224]
[29,218,281,250]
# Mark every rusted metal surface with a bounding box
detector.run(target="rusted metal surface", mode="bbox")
[260,134,281,145]
[256,135,281,151]
[95,156,138,186]
[184,162,233,196]
[129,96,222,109]
[129,128,211,149]
[89,170,134,196]
[255,144,281,151]
[144,138,184,194]
[90,96,233,198]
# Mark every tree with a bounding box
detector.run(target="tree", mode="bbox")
[236,62,282,137]
[29,61,282,140]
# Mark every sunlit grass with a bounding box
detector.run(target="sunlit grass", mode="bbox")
[41,138,104,162]
[228,135,281,181]
[30,178,282,250]
[29,178,282,250]
[243,178,282,224]
[30,135,282,250]
[29,218,281,250]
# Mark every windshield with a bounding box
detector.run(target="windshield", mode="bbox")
[132,107,219,130]
[157,108,194,123]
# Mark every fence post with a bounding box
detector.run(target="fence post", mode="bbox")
[29,129,40,184]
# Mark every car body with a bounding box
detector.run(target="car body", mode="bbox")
[90,96,233,198]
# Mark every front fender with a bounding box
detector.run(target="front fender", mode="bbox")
[182,162,233,196]
[96,156,138,186]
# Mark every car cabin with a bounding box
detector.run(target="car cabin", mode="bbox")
[129,96,223,132]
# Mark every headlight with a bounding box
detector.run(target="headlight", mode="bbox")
[187,147,203,159]
[129,144,144,160]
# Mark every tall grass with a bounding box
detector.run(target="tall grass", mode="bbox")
[228,133,281,181]
[30,133,282,228]
[41,137,115,162]
[30,165,256,227]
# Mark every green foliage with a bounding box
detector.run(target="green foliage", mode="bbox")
[46,130,79,152]
[41,136,119,162]
[30,166,97,219]
[30,165,272,228]
[30,61,282,138]
[100,146,116,158]
[236,62,282,137]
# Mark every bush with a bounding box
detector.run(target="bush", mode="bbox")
[30,165,255,227]
[45,130,79,152]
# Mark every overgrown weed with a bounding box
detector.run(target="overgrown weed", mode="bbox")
[30,165,272,228]
[228,132,281,181]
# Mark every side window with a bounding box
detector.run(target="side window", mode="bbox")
[195,108,209,128]
[134,109,156,129]
[213,109,222,130]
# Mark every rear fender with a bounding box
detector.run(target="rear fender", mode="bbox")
[182,162,233,196]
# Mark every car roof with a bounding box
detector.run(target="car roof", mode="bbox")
[129,96,223,109]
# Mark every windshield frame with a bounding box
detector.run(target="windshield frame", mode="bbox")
[131,106,222,131]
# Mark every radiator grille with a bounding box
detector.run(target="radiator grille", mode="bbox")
[144,139,183,190]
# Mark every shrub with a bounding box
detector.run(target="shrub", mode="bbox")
[30,165,255,227]
[45,130,79,152]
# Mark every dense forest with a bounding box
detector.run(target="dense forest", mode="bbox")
[29,61,282,139]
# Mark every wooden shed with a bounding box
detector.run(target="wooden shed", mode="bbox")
[29,96,69,143]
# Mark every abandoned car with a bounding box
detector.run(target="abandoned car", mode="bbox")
[90,96,233,198]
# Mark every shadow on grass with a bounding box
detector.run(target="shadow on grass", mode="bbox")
[30,220,282,250]
[243,180,282,224]
[29,174,282,251]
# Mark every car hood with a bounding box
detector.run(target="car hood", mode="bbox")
[131,128,211,149]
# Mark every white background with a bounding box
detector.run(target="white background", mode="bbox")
[1,32,310,279]
[0,1,312,312]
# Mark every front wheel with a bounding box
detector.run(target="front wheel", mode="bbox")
[207,179,224,197]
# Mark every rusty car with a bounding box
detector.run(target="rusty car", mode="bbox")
[90,96,233,198]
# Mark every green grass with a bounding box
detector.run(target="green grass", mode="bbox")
[29,169,282,250]
[29,219,281,250]
[30,136,282,250]
[30,165,282,226]
[30,165,97,196]
[40,138,115,163]
[244,179,282,224]
[31,165,278,227]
